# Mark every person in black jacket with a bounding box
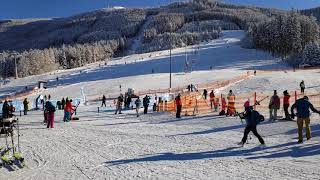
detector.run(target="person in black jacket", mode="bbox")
[143,95,150,114]
[238,106,265,146]
[2,100,11,118]
[291,96,320,143]
[101,95,107,107]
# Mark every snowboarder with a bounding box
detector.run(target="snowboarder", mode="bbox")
[238,106,265,146]
[209,90,215,109]
[300,80,305,94]
[143,95,150,114]
[269,90,280,121]
[227,90,236,116]
[23,98,29,115]
[45,100,56,128]
[115,94,124,114]
[203,89,208,100]
[101,95,107,107]
[135,97,141,117]
[291,96,320,143]
[283,90,291,120]
[61,97,66,110]
[175,94,182,118]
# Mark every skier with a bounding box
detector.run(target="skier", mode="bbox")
[238,106,265,146]
[143,95,150,114]
[135,97,141,117]
[153,96,157,111]
[61,97,66,110]
[268,90,280,121]
[101,95,107,107]
[203,89,208,100]
[227,90,236,116]
[23,98,29,115]
[35,95,40,110]
[283,90,291,120]
[209,90,215,109]
[127,96,132,109]
[115,94,124,114]
[291,96,320,143]
[300,80,305,94]
[45,100,56,128]
[175,94,182,118]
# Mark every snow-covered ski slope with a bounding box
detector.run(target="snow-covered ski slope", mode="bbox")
[0,30,284,100]
[2,105,320,179]
[1,30,320,179]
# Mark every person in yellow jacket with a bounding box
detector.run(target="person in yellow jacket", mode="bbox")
[227,90,236,116]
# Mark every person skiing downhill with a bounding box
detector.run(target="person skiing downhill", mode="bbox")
[291,96,320,143]
[238,106,265,146]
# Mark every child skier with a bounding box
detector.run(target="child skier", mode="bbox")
[238,106,265,146]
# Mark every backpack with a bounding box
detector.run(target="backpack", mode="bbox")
[45,101,56,113]
[251,110,264,124]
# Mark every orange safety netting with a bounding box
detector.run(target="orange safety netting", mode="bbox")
[159,90,320,117]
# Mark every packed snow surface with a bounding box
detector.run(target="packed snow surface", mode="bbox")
[1,31,320,179]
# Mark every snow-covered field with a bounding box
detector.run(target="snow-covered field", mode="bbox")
[1,30,320,179]
[1,106,320,179]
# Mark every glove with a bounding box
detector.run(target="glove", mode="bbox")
[291,114,295,119]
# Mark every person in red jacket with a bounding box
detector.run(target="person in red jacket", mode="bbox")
[283,90,291,120]
[64,99,73,122]
[219,97,227,115]
[209,90,215,109]
[269,90,280,121]
[175,94,182,118]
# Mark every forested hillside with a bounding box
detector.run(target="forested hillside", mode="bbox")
[0,0,319,78]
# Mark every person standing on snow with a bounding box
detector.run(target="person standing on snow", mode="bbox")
[203,89,208,100]
[300,80,305,94]
[227,90,236,116]
[269,90,280,121]
[219,96,227,116]
[45,100,56,128]
[291,96,320,143]
[135,97,142,117]
[143,95,150,114]
[64,99,73,121]
[61,97,66,110]
[209,90,215,109]
[115,94,124,114]
[101,95,107,107]
[23,98,29,115]
[238,106,265,146]
[175,94,182,118]
[283,90,291,120]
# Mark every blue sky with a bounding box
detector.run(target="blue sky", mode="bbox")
[0,0,320,19]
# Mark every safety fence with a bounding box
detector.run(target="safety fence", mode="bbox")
[158,90,320,117]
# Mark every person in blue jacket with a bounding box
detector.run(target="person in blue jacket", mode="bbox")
[291,96,320,143]
[238,106,265,146]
